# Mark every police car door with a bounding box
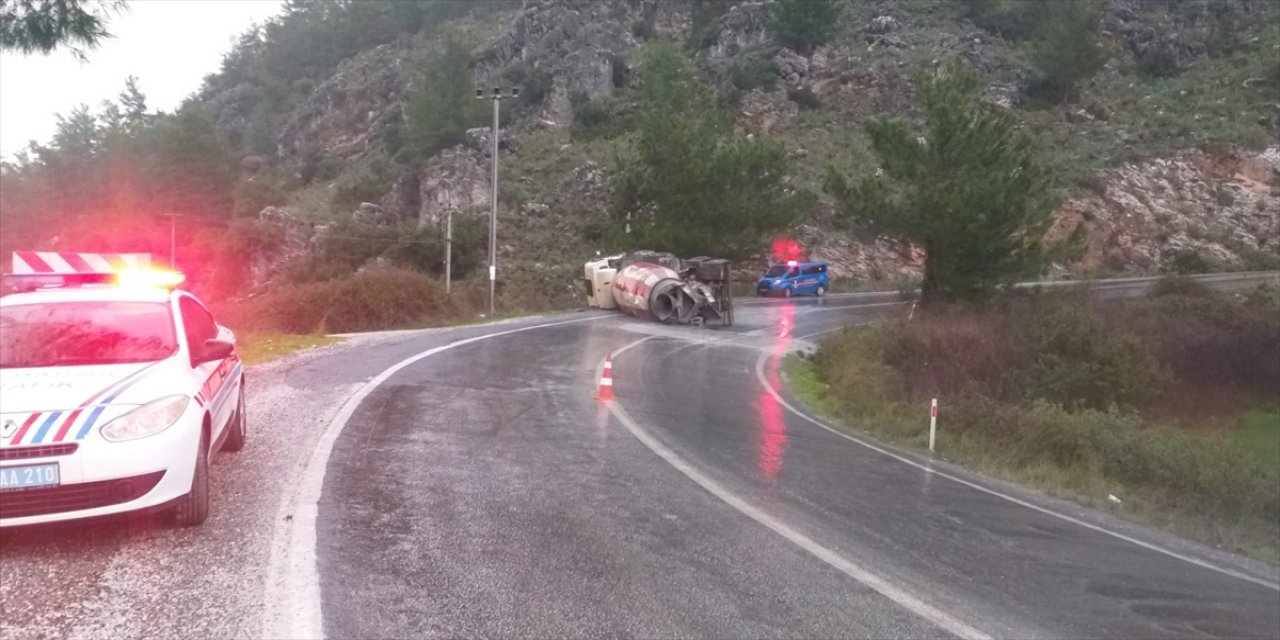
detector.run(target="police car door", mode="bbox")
[178,296,232,444]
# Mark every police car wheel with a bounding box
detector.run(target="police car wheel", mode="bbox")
[783,288,792,298]
[816,285,827,297]
[173,430,210,527]
[221,386,247,452]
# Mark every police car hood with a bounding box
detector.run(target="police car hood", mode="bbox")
[0,361,174,414]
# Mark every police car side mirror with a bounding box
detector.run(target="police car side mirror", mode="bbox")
[193,339,235,365]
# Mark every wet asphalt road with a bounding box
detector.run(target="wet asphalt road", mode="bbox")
[3,277,1279,639]
[317,288,1279,638]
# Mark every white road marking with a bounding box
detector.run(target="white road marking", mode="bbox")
[603,338,993,640]
[754,350,1280,593]
[261,315,608,640]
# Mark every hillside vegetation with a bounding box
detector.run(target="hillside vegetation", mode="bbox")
[791,279,1280,562]
[1,0,1277,331]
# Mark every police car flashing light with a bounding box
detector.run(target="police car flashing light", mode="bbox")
[3,267,186,293]
[0,264,245,528]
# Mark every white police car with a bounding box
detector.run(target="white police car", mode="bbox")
[0,269,245,527]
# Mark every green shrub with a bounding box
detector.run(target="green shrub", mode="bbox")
[1121,280,1280,398]
[880,311,1029,401]
[768,0,841,54]
[280,221,397,284]
[389,216,486,278]
[1028,0,1105,103]
[231,177,287,218]
[298,148,341,185]
[405,34,486,159]
[729,55,777,93]
[787,87,822,110]
[570,91,611,128]
[278,255,355,286]
[1241,248,1280,272]
[1147,275,1213,298]
[1162,248,1220,275]
[1136,42,1184,78]
[960,0,1037,40]
[610,52,630,89]
[331,169,390,214]
[808,285,1280,560]
[631,20,655,41]
[222,267,454,334]
[504,62,553,112]
[1022,294,1165,411]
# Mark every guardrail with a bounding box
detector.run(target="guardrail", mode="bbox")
[736,271,1279,307]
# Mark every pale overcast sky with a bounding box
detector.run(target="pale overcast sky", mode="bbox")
[0,0,284,160]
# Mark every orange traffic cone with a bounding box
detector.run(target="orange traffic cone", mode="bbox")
[595,352,615,401]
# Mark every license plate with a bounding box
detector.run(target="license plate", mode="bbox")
[0,463,59,491]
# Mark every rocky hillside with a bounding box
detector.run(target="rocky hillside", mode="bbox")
[10,0,1269,302]
[184,0,1280,287]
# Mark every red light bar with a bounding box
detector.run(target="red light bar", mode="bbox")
[2,269,185,293]
[116,268,185,289]
[786,260,798,266]
[3,273,115,292]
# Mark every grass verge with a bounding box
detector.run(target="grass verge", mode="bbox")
[239,333,343,365]
[1235,410,1280,467]
[785,285,1280,565]
[785,352,1280,565]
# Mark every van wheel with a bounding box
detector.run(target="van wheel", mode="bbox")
[172,430,210,527]
[816,285,827,297]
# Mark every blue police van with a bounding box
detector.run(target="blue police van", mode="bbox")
[756,260,829,297]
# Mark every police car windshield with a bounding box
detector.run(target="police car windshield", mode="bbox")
[0,301,177,368]
[765,265,789,277]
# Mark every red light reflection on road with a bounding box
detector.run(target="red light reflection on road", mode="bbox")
[757,303,793,479]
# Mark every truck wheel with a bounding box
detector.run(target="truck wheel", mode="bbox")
[172,430,210,527]
[816,285,827,297]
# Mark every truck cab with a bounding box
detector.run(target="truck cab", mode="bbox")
[756,261,829,297]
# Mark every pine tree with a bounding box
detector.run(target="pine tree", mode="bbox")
[1030,0,1106,102]
[613,43,807,260]
[405,34,485,160]
[825,62,1082,306]
[769,0,841,54]
[0,0,126,59]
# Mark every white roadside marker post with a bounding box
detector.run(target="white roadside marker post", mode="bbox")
[929,398,938,452]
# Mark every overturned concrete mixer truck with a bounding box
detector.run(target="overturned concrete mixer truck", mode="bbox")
[583,251,734,326]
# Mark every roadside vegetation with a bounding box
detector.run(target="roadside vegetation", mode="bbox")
[825,61,1082,306]
[610,42,809,260]
[237,333,342,365]
[789,280,1280,563]
[2,0,1275,337]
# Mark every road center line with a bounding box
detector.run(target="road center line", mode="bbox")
[604,338,992,640]
[261,315,608,640]
[754,349,1280,593]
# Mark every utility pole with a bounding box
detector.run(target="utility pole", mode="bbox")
[168,213,177,269]
[476,86,518,316]
[444,209,453,294]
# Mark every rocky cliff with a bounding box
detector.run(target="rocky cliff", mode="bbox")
[212,0,1278,286]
